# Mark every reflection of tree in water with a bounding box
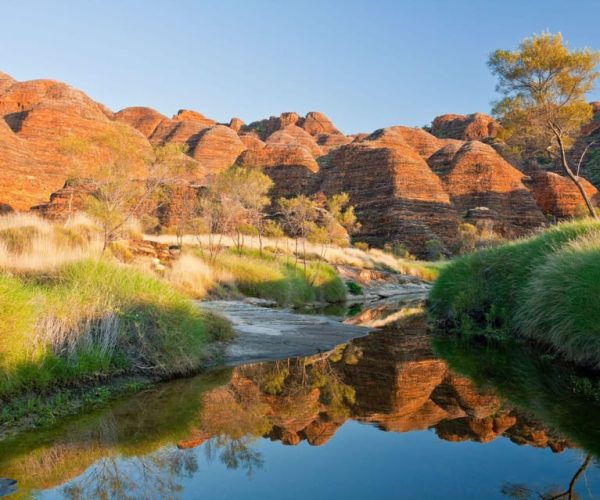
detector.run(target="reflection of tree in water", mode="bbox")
[501,453,596,499]
[203,436,264,477]
[61,448,198,500]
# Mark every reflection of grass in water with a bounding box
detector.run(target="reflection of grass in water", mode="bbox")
[433,335,600,456]
[0,369,232,495]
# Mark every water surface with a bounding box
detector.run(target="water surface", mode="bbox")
[1,303,599,499]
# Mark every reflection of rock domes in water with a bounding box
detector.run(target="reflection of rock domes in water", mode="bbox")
[181,312,571,452]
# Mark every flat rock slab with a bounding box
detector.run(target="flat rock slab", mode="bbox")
[199,300,372,367]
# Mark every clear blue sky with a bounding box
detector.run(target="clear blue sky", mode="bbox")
[2,0,600,134]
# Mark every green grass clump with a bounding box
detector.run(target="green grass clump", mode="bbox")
[210,249,346,305]
[516,232,600,367]
[429,220,600,334]
[0,259,232,397]
[429,220,600,367]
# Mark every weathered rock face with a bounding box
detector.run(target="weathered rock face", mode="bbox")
[568,102,600,190]
[228,117,244,132]
[148,110,215,146]
[434,141,547,235]
[237,142,320,198]
[301,111,341,136]
[0,77,150,209]
[0,119,42,210]
[528,170,600,218]
[113,106,167,138]
[3,70,598,253]
[188,125,246,175]
[265,125,323,157]
[431,113,500,141]
[319,134,459,254]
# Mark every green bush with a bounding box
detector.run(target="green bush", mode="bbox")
[516,232,600,367]
[346,280,363,295]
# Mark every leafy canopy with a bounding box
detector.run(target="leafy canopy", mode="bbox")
[489,32,600,157]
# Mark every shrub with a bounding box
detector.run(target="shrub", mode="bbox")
[425,238,446,261]
[140,214,161,234]
[516,232,600,367]
[346,281,363,295]
[383,241,415,260]
[353,241,369,252]
[203,249,346,305]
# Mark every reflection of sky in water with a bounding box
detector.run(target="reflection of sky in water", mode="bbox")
[42,421,599,500]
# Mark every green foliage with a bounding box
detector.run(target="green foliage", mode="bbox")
[489,32,600,158]
[353,241,369,252]
[346,280,363,295]
[383,241,415,260]
[425,237,446,261]
[429,220,600,365]
[262,220,284,239]
[326,192,361,236]
[516,232,600,367]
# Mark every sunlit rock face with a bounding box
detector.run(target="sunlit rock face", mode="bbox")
[2,71,597,253]
[0,76,150,210]
[528,169,600,218]
[431,113,500,141]
[431,141,547,236]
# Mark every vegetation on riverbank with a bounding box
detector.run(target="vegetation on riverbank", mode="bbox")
[0,258,232,397]
[429,220,600,367]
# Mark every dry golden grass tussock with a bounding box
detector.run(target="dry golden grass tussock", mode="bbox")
[0,212,102,272]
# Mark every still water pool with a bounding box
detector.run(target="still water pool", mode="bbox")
[1,307,599,499]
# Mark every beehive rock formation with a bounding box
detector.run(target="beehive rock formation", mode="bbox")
[431,113,500,141]
[433,141,547,235]
[1,70,598,254]
[0,76,150,210]
[528,170,600,218]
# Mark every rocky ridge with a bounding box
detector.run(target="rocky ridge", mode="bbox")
[1,71,599,255]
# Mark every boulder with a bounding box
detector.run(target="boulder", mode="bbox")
[228,117,245,132]
[300,111,341,136]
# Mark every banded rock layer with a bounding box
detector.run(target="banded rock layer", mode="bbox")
[1,71,598,254]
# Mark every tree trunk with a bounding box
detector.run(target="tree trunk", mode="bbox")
[553,125,599,220]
